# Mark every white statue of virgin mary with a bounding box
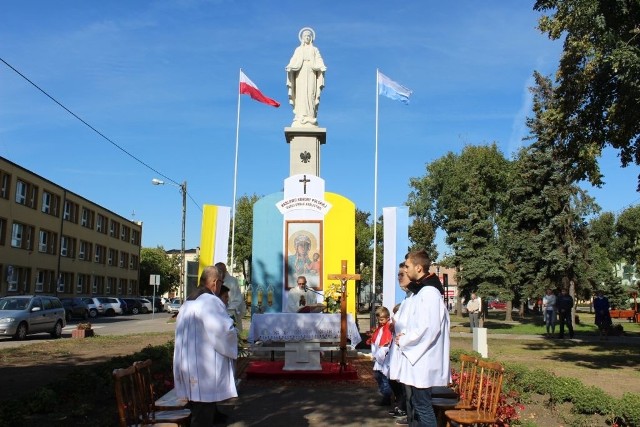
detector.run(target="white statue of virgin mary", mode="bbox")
[285,27,327,127]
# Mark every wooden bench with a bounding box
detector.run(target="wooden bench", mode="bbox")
[609,309,637,322]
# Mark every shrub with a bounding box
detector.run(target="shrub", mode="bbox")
[548,376,584,405]
[615,393,640,427]
[572,385,614,415]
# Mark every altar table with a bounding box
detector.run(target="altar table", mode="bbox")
[248,313,361,371]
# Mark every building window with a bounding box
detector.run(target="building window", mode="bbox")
[94,244,105,264]
[109,220,120,238]
[79,240,92,261]
[7,266,31,293]
[131,229,140,245]
[128,279,137,295]
[11,222,34,250]
[130,254,139,270]
[77,274,86,294]
[7,265,18,292]
[121,225,130,242]
[81,207,95,228]
[41,191,60,216]
[96,214,106,233]
[92,275,103,294]
[107,248,117,266]
[35,270,55,293]
[63,200,79,223]
[15,179,38,209]
[38,229,57,255]
[0,170,10,199]
[106,277,117,295]
[60,235,75,258]
[58,272,72,293]
[119,252,129,268]
[0,217,6,246]
[15,180,26,205]
[118,278,126,295]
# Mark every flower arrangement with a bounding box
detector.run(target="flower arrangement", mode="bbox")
[324,282,342,313]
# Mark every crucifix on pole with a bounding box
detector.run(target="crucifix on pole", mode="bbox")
[327,260,360,370]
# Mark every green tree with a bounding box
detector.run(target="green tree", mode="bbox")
[355,209,373,284]
[408,144,511,315]
[230,193,261,281]
[616,205,640,265]
[139,246,181,296]
[508,73,599,304]
[534,0,640,189]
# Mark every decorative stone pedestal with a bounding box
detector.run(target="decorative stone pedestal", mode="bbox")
[285,127,326,177]
[472,327,488,358]
[72,329,94,338]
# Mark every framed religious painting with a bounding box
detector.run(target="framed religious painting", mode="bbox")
[285,220,323,290]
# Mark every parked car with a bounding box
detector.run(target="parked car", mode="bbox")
[0,295,66,340]
[80,297,100,318]
[121,298,143,315]
[137,298,153,314]
[488,299,507,310]
[143,296,163,313]
[166,298,182,314]
[60,297,89,321]
[96,297,123,316]
[82,296,123,316]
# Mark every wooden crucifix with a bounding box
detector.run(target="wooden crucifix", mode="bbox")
[327,260,360,370]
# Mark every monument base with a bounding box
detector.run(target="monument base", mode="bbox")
[285,127,326,176]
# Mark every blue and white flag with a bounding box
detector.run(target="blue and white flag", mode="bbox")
[378,71,412,104]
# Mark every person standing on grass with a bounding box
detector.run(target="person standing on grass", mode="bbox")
[174,266,238,426]
[542,288,557,337]
[556,288,574,339]
[395,250,450,427]
[593,290,612,340]
[466,293,481,333]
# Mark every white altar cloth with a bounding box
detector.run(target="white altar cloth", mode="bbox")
[248,313,361,346]
[248,313,362,371]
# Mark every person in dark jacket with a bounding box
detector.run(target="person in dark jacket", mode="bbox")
[556,288,574,339]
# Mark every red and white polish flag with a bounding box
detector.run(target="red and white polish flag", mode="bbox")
[239,70,280,107]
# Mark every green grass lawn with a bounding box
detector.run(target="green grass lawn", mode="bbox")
[449,310,640,336]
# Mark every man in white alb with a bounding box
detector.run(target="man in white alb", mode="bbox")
[216,262,246,332]
[395,250,450,426]
[173,266,238,426]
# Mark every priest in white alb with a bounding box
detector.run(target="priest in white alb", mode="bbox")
[173,266,238,426]
[285,275,318,313]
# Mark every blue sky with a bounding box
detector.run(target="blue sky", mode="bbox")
[1,1,638,257]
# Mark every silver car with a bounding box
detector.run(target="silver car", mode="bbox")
[0,295,66,340]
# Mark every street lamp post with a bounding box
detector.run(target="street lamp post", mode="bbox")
[152,178,187,302]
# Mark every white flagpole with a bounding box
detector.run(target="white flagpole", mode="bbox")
[372,69,380,325]
[230,69,242,271]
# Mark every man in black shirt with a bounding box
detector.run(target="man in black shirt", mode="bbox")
[556,288,574,339]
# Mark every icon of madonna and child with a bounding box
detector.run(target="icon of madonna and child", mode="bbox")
[285,221,322,291]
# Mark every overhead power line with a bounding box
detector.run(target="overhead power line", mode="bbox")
[0,56,199,209]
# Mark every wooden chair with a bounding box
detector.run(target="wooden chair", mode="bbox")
[432,354,478,426]
[133,359,191,424]
[113,363,190,427]
[444,359,505,427]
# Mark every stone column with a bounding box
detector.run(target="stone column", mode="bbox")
[285,127,326,177]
